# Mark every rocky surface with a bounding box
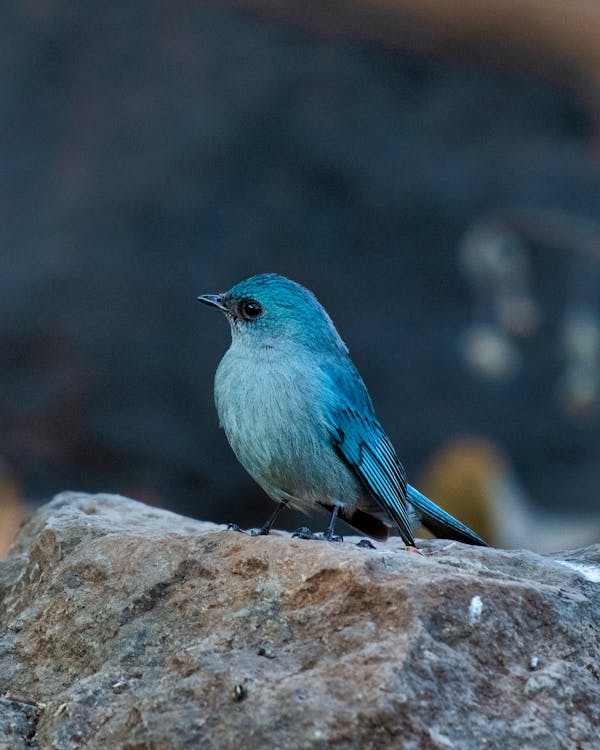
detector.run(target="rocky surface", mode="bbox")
[1,493,599,749]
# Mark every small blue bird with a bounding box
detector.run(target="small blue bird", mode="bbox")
[199,274,487,547]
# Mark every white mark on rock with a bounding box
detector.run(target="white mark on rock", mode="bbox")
[468,595,483,625]
[429,728,455,748]
[556,560,600,583]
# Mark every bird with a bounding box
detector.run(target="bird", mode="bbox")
[198,273,487,547]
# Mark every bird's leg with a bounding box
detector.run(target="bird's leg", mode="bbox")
[292,505,344,542]
[250,503,286,536]
[321,505,343,542]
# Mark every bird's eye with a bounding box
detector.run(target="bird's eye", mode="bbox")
[239,299,263,321]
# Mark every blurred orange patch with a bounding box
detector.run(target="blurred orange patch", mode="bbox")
[0,458,24,559]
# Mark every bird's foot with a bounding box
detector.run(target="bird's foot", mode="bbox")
[227,523,248,535]
[227,523,270,537]
[356,539,376,549]
[250,527,270,537]
[291,527,343,543]
[291,526,316,540]
[321,531,344,543]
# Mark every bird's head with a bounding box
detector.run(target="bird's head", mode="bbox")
[198,273,348,353]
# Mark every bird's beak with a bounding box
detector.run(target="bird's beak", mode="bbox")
[197,294,228,313]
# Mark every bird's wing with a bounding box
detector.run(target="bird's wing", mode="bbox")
[321,361,415,545]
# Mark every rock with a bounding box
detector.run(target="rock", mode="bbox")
[0,697,40,750]
[0,493,599,750]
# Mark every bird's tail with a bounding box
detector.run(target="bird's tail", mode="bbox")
[407,484,488,546]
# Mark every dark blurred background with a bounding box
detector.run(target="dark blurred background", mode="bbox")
[2,0,600,554]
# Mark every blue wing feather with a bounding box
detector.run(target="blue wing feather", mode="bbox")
[321,359,415,545]
[329,408,415,545]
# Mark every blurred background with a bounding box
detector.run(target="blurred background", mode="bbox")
[2,0,600,556]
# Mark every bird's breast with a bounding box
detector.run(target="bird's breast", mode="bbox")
[215,346,319,456]
[213,345,358,505]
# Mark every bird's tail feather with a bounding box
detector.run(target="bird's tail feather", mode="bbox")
[407,484,488,547]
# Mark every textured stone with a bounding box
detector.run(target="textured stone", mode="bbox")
[0,493,599,749]
[0,697,40,750]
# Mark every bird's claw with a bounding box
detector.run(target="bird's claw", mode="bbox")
[227,523,270,537]
[227,523,248,535]
[291,526,315,540]
[291,527,343,543]
[356,539,376,549]
[250,527,270,537]
[322,532,344,543]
